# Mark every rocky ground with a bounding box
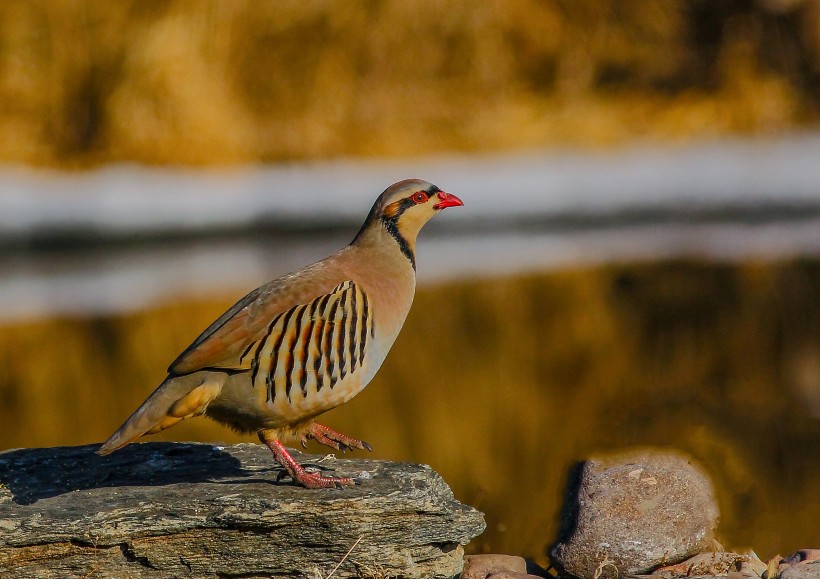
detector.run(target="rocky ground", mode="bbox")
[462,551,820,579]
[463,450,819,579]
[0,443,815,578]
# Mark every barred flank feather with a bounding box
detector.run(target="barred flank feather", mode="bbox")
[251,281,373,404]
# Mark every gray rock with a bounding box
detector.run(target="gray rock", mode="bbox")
[461,554,528,578]
[781,560,820,579]
[781,550,820,567]
[0,442,485,578]
[647,551,767,578]
[550,449,719,579]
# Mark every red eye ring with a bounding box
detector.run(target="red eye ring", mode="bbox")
[412,192,429,204]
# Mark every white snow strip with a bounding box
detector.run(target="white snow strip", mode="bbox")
[2,133,820,321]
[1,133,820,236]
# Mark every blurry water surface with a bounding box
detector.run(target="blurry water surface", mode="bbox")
[2,138,819,562]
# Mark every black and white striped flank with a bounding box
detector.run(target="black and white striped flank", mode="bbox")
[242,281,374,404]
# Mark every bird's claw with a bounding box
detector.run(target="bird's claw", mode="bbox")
[273,465,354,488]
[296,470,355,489]
[307,423,372,454]
[260,432,359,489]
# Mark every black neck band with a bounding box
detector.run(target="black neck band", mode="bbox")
[381,216,416,270]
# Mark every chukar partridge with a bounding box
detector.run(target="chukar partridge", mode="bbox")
[98,179,463,488]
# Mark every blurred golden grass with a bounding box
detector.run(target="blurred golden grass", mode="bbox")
[0,1,817,166]
[1,260,819,562]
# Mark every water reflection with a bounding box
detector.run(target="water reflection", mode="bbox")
[1,260,818,562]
[6,218,820,321]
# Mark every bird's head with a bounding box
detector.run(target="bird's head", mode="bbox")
[353,179,463,265]
[353,179,464,267]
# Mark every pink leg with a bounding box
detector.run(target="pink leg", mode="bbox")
[258,431,354,489]
[306,423,372,452]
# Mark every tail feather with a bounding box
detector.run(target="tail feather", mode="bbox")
[97,373,221,455]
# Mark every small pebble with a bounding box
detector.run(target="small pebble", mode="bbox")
[462,554,527,579]
[653,551,761,577]
[781,561,820,579]
[783,550,820,566]
[778,551,820,579]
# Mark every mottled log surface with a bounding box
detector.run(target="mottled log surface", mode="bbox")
[0,442,485,578]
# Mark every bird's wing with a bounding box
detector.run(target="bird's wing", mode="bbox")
[168,286,267,374]
[168,278,371,380]
[167,284,269,374]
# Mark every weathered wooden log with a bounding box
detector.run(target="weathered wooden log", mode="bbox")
[0,442,485,578]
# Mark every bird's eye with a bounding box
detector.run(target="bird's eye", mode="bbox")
[412,192,429,204]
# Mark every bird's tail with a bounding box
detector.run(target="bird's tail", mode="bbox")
[97,373,221,455]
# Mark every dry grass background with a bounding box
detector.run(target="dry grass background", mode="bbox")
[0,0,818,166]
[2,261,819,562]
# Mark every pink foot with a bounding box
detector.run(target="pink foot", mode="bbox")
[258,431,354,489]
[304,423,372,453]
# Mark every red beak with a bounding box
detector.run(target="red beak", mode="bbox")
[433,191,464,210]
